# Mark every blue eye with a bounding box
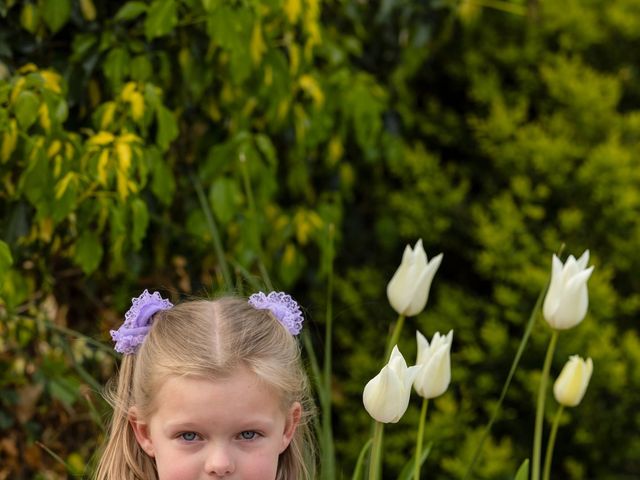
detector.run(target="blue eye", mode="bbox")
[180,432,198,441]
[240,431,257,440]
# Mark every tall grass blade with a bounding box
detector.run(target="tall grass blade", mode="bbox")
[397,442,433,480]
[322,224,336,480]
[351,438,373,480]
[191,171,234,291]
[514,458,530,480]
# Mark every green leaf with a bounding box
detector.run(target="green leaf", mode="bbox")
[70,33,97,62]
[144,0,177,40]
[14,90,40,129]
[350,438,373,480]
[277,243,307,288]
[52,173,77,224]
[0,240,12,283]
[48,376,81,408]
[0,270,29,310]
[19,3,40,34]
[19,150,53,216]
[397,442,433,480]
[186,210,211,242]
[115,1,148,21]
[149,147,175,205]
[201,0,223,12]
[0,83,10,105]
[255,134,277,166]
[155,104,178,151]
[514,459,529,480]
[209,177,241,225]
[41,0,71,33]
[73,231,103,275]
[130,54,153,82]
[206,6,253,82]
[130,198,149,250]
[102,47,130,90]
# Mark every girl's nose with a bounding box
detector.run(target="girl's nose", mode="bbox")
[204,444,235,476]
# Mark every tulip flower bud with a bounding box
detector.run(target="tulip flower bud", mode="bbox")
[363,346,419,423]
[413,330,453,399]
[387,239,443,317]
[553,355,593,407]
[543,250,594,330]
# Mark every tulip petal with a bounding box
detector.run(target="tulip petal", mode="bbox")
[363,345,415,423]
[566,266,594,292]
[413,239,427,264]
[387,246,416,314]
[553,356,593,407]
[416,331,429,365]
[576,250,590,269]
[413,329,453,399]
[543,251,594,330]
[387,240,443,316]
[405,253,443,316]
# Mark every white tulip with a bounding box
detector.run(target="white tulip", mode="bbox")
[543,250,594,330]
[553,355,593,407]
[363,346,419,423]
[387,239,443,316]
[413,330,453,399]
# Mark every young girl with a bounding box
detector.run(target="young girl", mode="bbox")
[94,290,316,480]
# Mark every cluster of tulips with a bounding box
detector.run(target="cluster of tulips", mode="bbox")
[360,240,594,480]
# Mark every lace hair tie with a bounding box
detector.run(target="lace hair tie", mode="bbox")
[110,289,173,354]
[248,291,304,335]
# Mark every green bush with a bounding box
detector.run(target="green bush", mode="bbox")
[1,0,639,478]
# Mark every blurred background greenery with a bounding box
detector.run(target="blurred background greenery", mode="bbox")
[1,0,639,478]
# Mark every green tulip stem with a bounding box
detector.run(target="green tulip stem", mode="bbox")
[368,421,385,480]
[542,405,564,480]
[532,329,559,480]
[385,314,406,362]
[413,398,430,480]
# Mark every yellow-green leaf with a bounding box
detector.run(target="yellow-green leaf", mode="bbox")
[1,119,18,162]
[89,131,115,146]
[115,1,148,21]
[0,240,13,281]
[42,0,71,33]
[250,22,266,65]
[20,3,40,34]
[116,141,132,173]
[145,0,177,40]
[14,90,40,129]
[79,0,97,21]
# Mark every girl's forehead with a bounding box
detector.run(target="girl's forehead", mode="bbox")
[146,368,289,427]
[150,366,287,410]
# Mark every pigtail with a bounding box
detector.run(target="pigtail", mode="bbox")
[93,355,156,480]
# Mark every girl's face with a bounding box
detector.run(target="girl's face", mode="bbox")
[130,367,301,479]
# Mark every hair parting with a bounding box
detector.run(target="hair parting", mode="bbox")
[94,296,316,480]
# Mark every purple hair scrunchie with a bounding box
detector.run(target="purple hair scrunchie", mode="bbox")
[248,291,304,335]
[110,289,173,354]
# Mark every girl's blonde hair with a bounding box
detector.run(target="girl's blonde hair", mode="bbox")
[94,296,316,479]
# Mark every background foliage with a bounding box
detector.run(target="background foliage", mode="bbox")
[1,0,639,478]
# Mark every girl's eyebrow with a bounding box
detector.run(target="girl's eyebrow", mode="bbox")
[164,416,277,430]
[163,421,201,432]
